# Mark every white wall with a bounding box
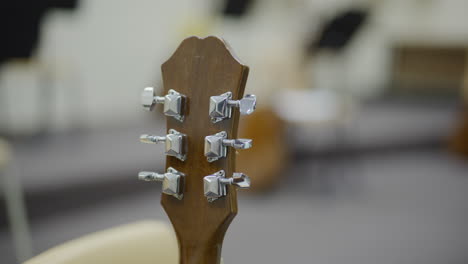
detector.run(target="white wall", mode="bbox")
[1,0,468,133]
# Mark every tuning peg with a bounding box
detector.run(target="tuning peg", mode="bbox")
[204,131,252,162]
[209,92,257,123]
[141,87,185,122]
[203,170,250,202]
[231,172,251,188]
[140,129,186,161]
[139,167,184,200]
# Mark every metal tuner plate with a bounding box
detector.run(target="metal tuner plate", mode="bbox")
[140,129,187,161]
[141,87,185,122]
[209,92,257,123]
[138,167,185,200]
[204,170,250,202]
[204,131,252,162]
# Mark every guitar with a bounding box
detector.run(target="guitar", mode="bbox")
[138,36,256,264]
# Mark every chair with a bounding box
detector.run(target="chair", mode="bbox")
[0,139,33,262]
[24,221,179,264]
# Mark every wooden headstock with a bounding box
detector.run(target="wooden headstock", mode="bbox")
[139,36,252,264]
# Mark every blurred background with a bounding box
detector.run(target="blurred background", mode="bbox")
[1,0,468,263]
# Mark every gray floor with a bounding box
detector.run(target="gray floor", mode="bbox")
[1,100,467,264]
[2,148,468,264]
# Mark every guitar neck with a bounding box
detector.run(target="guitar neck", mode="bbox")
[138,36,254,264]
[178,238,224,264]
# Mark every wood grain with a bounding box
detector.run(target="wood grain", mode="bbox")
[160,36,249,264]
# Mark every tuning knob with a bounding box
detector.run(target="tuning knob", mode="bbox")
[139,167,184,200]
[209,92,257,123]
[230,172,251,188]
[140,129,186,161]
[203,170,250,202]
[141,87,185,122]
[204,131,252,162]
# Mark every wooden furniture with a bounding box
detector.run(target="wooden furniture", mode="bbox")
[449,108,468,157]
[391,44,467,96]
[237,108,287,191]
[451,55,468,157]
[391,44,468,157]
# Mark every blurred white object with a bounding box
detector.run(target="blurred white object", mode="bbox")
[273,88,459,152]
[273,88,359,152]
[24,221,177,264]
[0,60,82,135]
[274,88,356,124]
[24,221,223,264]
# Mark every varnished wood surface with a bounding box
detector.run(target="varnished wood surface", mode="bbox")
[237,107,287,191]
[160,36,249,264]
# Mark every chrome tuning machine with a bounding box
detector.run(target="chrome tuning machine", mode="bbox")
[209,92,256,123]
[141,87,185,122]
[204,170,250,202]
[138,167,184,200]
[140,129,186,161]
[204,131,252,162]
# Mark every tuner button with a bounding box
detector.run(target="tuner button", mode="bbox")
[231,173,251,188]
[204,131,252,162]
[222,138,252,150]
[140,129,186,161]
[141,87,185,122]
[141,87,159,111]
[138,167,184,200]
[203,170,250,202]
[139,134,166,144]
[209,92,257,123]
[238,94,257,115]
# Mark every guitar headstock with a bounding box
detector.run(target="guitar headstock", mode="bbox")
[138,36,256,263]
